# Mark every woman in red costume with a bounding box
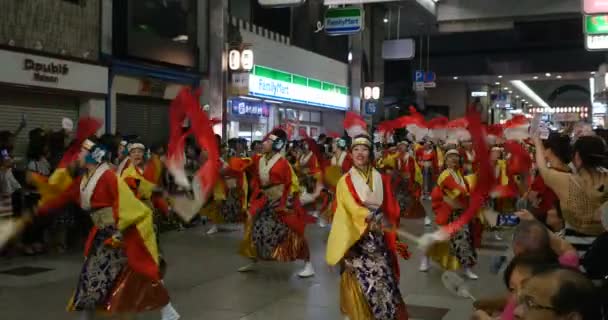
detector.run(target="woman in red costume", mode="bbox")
[239,128,316,278]
[397,140,424,218]
[36,139,169,319]
[320,136,353,225]
[421,149,479,280]
[326,131,408,320]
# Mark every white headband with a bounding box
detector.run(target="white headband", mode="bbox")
[128,143,145,152]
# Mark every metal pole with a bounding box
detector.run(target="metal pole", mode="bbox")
[208,0,228,138]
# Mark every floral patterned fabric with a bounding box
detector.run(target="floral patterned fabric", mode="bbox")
[251,203,289,260]
[72,227,127,310]
[343,230,404,320]
[449,209,477,267]
[220,188,245,223]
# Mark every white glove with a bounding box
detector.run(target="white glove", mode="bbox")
[417,229,450,252]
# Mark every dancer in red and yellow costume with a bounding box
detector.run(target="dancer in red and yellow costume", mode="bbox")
[121,142,170,217]
[327,112,408,320]
[321,136,353,225]
[239,128,316,278]
[120,141,180,320]
[397,141,424,218]
[36,139,169,319]
[420,149,479,279]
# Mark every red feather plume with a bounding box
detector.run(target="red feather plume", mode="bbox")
[183,91,220,205]
[441,109,495,236]
[166,88,191,188]
[344,111,368,138]
[428,116,449,129]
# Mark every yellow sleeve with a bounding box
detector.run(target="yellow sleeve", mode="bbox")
[437,170,462,199]
[326,176,370,266]
[498,160,509,186]
[414,161,423,185]
[289,164,300,194]
[122,165,156,199]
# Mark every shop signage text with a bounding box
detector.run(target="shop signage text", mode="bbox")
[471,91,488,97]
[229,98,269,117]
[23,58,69,83]
[324,7,364,35]
[248,65,349,110]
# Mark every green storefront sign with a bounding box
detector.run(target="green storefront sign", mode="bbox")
[585,15,608,35]
[248,65,349,110]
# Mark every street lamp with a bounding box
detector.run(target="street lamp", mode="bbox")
[363,85,382,101]
[229,48,254,71]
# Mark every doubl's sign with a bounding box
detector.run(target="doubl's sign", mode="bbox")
[229,98,269,117]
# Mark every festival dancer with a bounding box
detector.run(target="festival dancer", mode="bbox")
[421,148,480,280]
[239,128,316,278]
[36,139,169,319]
[416,140,438,226]
[204,153,250,234]
[330,136,353,173]
[397,141,425,218]
[116,139,131,176]
[326,112,408,320]
[320,136,352,225]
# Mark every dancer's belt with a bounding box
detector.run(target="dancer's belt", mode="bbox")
[90,207,114,227]
[262,184,284,202]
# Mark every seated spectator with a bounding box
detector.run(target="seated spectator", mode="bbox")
[473,214,579,320]
[472,254,558,320]
[514,266,601,320]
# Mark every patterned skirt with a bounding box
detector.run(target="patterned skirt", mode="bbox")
[428,209,477,269]
[70,226,169,313]
[393,176,411,215]
[239,202,309,262]
[220,188,246,224]
[341,231,408,320]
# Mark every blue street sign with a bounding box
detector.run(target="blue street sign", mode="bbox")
[424,71,436,82]
[365,101,377,114]
[415,70,424,82]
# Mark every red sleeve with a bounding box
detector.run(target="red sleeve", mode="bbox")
[92,171,119,211]
[441,175,468,200]
[342,154,353,173]
[37,178,80,216]
[381,174,400,226]
[381,174,401,280]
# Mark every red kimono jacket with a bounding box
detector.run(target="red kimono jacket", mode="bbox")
[249,153,314,235]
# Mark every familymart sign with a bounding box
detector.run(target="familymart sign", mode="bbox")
[324,7,364,35]
[248,65,349,110]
